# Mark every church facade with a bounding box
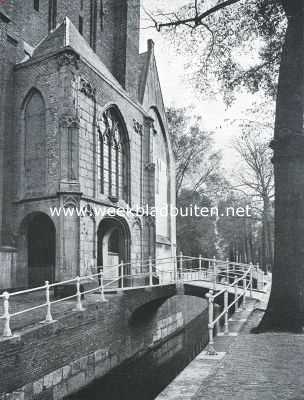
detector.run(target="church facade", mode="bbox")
[0,0,176,289]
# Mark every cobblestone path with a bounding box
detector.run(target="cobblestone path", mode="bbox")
[193,309,304,400]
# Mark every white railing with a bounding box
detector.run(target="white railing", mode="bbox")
[0,254,266,339]
[205,264,254,355]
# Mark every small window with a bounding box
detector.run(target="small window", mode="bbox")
[48,0,57,31]
[90,0,97,50]
[34,0,39,11]
[100,0,104,30]
[79,16,83,35]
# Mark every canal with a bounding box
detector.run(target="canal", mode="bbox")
[66,313,210,400]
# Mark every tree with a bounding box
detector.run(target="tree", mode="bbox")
[167,107,222,197]
[144,0,285,102]
[217,192,260,264]
[167,107,224,257]
[148,0,304,331]
[176,189,217,257]
[233,126,274,272]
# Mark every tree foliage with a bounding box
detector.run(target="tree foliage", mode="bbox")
[147,0,304,331]
[231,114,274,269]
[217,192,259,263]
[145,0,286,102]
[176,189,217,256]
[233,125,274,201]
[167,107,222,197]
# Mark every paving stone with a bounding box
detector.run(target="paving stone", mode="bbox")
[192,303,304,400]
[156,299,267,400]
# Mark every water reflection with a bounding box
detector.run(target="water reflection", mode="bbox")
[66,314,209,400]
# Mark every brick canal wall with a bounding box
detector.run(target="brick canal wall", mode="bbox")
[0,294,208,400]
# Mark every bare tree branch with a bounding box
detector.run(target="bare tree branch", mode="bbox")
[147,0,242,31]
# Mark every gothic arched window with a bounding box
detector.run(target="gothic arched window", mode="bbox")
[97,108,129,203]
[150,108,170,238]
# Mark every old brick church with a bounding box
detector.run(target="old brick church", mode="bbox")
[0,0,176,289]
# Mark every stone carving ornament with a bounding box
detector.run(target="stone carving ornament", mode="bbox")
[59,113,80,128]
[57,51,79,70]
[133,119,143,135]
[79,77,96,100]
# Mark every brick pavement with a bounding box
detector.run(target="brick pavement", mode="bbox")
[193,311,304,400]
[157,296,304,400]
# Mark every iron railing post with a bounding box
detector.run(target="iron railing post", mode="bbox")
[226,258,229,284]
[180,251,183,282]
[199,254,202,279]
[2,291,12,338]
[44,281,53,323]
[250,263,253,298]
[213,256,217,290]
[206,290,217,355]
[121,261,124,289]
[174,254,177,283]
[234,276,239,312]
[99,271,107,302]
[243,277,246,309]
[149,257,153,287]
[224,289,229,335]
[73,276,85,312]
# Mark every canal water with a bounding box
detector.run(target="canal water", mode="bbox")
[66,313,209,400]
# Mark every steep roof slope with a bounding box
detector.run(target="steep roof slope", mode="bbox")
[138,40,168,124]
[31,17,123,90]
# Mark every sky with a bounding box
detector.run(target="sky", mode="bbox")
[140,0,275,170]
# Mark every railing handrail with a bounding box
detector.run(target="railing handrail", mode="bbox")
[0,255,267,339]
[205,262,257,355]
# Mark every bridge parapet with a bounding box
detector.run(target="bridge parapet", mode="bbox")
[0,255,268,340]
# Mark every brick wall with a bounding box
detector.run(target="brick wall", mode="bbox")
[0,294,209,399]
[2,0,140,95]
[0,11,19,248]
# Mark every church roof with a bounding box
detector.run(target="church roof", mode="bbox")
[138,51,150,104]
[138,40,167,124]
[31,17,123,90]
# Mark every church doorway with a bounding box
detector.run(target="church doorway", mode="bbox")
[97,218,130,286]
[27,213,56,287]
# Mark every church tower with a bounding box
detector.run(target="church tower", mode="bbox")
[0,0,140,98]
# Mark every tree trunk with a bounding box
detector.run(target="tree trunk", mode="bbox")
[258,3,304,331]
[263,196,273,271]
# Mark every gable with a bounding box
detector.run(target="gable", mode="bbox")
[139,41,168,126]
[30,17,123,90]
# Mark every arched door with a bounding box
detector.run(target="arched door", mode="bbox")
[27,214,55,287]
[97,218,130,286]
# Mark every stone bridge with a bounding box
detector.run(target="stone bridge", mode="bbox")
[0,257,269,399]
